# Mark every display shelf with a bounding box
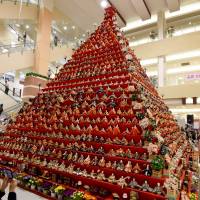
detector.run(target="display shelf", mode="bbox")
[0,6,192,199]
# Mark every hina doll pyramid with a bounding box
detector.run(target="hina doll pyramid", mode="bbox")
[0,6,191,200]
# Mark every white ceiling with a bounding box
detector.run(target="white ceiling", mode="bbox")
[54,0,181,31]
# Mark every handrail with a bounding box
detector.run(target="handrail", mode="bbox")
[3,101,23,114]
[0,42,35,55]
[0,81,22,102]
[0,0,39,5]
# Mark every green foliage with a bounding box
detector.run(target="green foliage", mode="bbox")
[151,156,164,171]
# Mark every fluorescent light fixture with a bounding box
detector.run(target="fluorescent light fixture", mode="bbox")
[63,26,67,30]
[72,26,76,30]
[140,58,158,66]
[122,1,200,32]
[25,25,30,29]
[100,0,109,8]
[170,108,200,113]
[167,65,200,74]
[166,50,200,62]
[142,50,200,67]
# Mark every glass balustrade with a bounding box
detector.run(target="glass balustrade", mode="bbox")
[129,16,200,47]
[0,0,39,5]
[0,42,35,55]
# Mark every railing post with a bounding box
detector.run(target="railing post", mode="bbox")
[19,89,22,97]
[13,88,15,96]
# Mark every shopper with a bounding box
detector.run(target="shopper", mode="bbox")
[54,35,58,47]
[23,32,27,47]
[4,81,9,95]
[0,177,17,200]
[0,104,3,115]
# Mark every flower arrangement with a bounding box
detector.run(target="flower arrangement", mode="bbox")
[42,181,52,195]
[63,189,75,200]
[151,156,164,171]
[72,191,84,200]
[54,185,65,195]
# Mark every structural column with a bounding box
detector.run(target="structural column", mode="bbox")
[157,11,166,87]
[34,0,53,76]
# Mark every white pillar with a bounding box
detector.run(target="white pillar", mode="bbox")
[157,11,166,87]
[157,11,165,40]
[158,56,165,87]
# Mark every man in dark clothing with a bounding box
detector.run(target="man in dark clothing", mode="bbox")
[0,177,17,200]
[4,81,9,95]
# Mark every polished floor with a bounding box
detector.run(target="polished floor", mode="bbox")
[0,180,46,200]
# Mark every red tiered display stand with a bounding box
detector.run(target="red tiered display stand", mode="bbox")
[0,7,191,200]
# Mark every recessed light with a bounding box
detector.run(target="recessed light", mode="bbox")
[72,26,75,30]
[16,24,20,27]
[74,37,77,40]
[82,34,85,37]
[63,26,67,30]
[25,25,29,29]
[189,21,192,25]
[100,0,109,8]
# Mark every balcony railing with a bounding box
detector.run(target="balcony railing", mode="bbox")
[0,0,40,5]
[0,42,35,55]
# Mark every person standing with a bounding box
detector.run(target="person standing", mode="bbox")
[23,32,27,47]
[54,35,58,47]
[4,80,9,95]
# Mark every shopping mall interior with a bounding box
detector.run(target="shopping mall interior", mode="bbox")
[0,0,199,200]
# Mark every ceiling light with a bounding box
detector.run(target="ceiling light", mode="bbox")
[2,48,8,53]
[63,26,67,30]
[74,37,77,40]
[167,65,200,74]
[82,34,86,37]
[100,0,109,8]
[166,50,200,62]
[170,108,200,113]
[189,21,192,25]
[72,26,75,30]
[16,24,20,27]
[25,25,29,29]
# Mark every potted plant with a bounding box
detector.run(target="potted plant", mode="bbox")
[42,182,52,195]
[29,178,37,190]
[54,185,65,200]
[71,191,84,200]
[63,189,75,200]
[50,185,57,198]
[22,175,32,188]
[36,179,43,192]
[151,156,164,177]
